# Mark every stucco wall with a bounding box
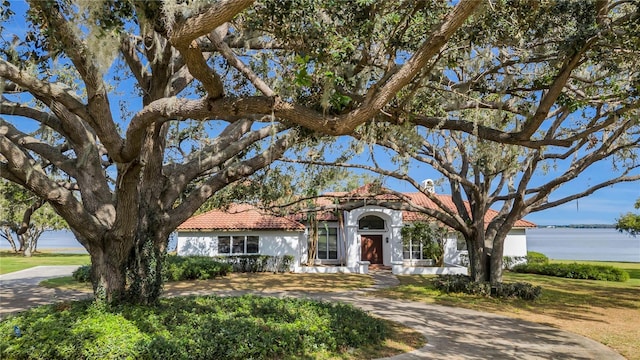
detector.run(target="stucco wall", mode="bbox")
[503,228,528,257]
[176,230,304,265]
[444,228,529,266]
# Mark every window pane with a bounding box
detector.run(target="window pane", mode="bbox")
[317,233,328,259]
[403,242,411,259]
[218,236,230,254]
[246,236,259,254]
[412,242,421,260]
[232,236,245,254]
[328,229,338,259]
[358,215,385,230]
[457,237,467,251]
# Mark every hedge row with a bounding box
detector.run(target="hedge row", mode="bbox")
[0,295,388,359]
[511,262,630,282]
[216,254,294,273]
[72,254,294,283]
[431,275,542,300]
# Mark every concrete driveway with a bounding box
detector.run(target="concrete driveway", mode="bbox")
[0,267,626,359]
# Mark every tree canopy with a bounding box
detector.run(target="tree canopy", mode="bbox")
[0,0,638,302]
[616,198,640,236]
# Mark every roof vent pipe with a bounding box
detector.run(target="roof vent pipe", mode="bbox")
[420,179,435,194]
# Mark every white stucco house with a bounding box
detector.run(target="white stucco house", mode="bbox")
[176,184,535,275]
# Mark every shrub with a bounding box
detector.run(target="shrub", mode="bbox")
[0,295,388,359]
[430,274,542,300]
[526,251,549,265]
[71,265,91,283]
[503,256,526,270]
[164,256,232,281]
[511,262,630,282]
[217,254,295,273]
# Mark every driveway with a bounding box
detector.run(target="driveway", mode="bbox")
[0,267,625,359]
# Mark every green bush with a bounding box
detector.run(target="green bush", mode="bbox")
[512,262,630,282]
[217,254,295,273]
[71,265,91,283]
[526,251,549,265]
[163,256,232,281]
[431,275,542,300]
[0,295,388,359]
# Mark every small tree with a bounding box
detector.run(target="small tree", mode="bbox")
[0,180,66,256]
[616,198,640,237]
[401,222,448,266]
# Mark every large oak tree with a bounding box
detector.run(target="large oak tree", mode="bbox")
[0,0,480,303]
[285,0,640,284]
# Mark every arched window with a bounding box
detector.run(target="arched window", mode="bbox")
[359,215,385,230]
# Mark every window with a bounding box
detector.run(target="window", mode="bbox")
[316,227,338,260]
[403,240,429,260]
[358,215,385,230]
[456,237,467,251]
[218,235,259,255]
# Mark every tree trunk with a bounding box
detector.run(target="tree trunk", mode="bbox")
[90,240,130,303]
[489,237,505,285]
[1,228,18,252]
[466,230,489,282]
[125,227,168,305]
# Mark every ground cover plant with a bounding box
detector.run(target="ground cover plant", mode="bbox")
[0,295,419,360]
[511,262,629,281]
[373,262,640,360]
[0,251,89,275]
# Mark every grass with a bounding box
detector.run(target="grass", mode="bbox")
[373,261,640,360]
[0,251,89,275]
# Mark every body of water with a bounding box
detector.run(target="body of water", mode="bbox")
[0,230,178,253]
[2,228,638,262]
[0,230,87,253]
[527,227,640,262]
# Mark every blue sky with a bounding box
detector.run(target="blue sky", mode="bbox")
[3,1,638,227]
[378,157,640,226]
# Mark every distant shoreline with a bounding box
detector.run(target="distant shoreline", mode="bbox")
[536,224,617,229]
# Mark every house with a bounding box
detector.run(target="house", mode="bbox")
[176,184,535,275]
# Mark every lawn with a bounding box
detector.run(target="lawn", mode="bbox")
[41,272,375,294]
[0,251,90,275]
[373,261,640,360]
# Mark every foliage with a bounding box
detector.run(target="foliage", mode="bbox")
[400,222,447,265]
[1,0,639,304]
[218,254,294,273]
[504,251,548,270]
[430,275,542,300]
[616,198,640,236]
[0,180,67,255]
[502,256,526,270]
[0,295,388,360]
[511,263,630,282]
[158,256,232,281]
[526,251,550,265]
[71,265,91,283]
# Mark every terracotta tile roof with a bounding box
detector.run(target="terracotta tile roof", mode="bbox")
[178,203,305,231]
[342,183,403,201]
[403,192,536,228]
[179,186,536,230]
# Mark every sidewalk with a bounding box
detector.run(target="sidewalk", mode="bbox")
[0,267,625,359]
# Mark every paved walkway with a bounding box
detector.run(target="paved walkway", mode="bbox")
[0,267,625,359]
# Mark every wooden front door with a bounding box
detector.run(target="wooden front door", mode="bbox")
[361,235,383,264]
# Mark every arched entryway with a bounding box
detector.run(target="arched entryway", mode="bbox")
[359,215,385,264]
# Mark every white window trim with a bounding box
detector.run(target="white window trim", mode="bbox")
[315,227,339,260]
[217,235,260,255]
